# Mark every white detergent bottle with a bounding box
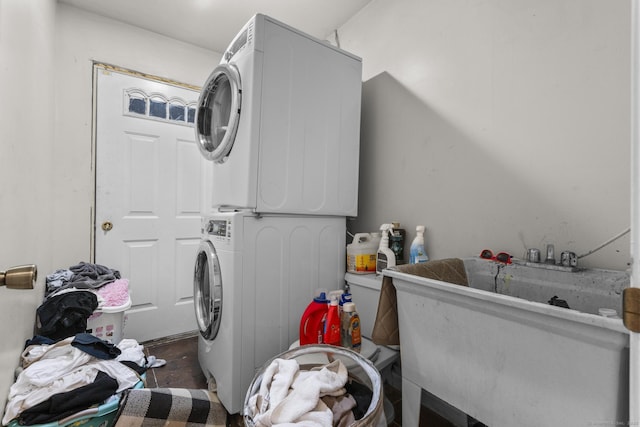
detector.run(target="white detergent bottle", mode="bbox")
[376,223,396,273]
[410,225,429,264]
[347,233,379,274]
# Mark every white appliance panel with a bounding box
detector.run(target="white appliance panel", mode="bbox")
[197,14,362,216]
[195,211,345,414]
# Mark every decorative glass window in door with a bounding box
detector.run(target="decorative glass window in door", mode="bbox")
[125,88,196,126]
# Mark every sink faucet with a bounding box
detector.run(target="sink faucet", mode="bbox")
[545,244,556,264]
[525,244,578,269]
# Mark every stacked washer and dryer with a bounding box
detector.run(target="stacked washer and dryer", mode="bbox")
[192,14,362,414]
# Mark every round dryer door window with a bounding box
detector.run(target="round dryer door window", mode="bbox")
[195,63,241,162]
[193,241,223,340]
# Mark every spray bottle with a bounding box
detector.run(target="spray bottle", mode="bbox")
[409,225,429,264]
[324,293,342,346]
[376,223,396,273]
[340,288,353,308]
[329,289,345,320]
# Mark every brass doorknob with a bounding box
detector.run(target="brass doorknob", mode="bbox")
[102,221,113,231]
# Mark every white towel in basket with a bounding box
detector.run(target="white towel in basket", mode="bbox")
[248,358,348,427]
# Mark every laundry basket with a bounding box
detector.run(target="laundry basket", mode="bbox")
[244,344,384,427]
[86,296,131,344]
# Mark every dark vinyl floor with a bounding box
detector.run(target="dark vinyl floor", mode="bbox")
[143,334,455,427]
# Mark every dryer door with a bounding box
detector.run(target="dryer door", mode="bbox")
[193,240,223,340]
[195,63,242,162]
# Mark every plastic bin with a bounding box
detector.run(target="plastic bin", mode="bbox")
[244,344,384,427]
[86,296,131,344]
[8,376,144,427]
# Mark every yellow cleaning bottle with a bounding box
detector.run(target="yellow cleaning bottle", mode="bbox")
[341,302,361,352]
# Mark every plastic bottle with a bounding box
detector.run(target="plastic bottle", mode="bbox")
[346,233,381,274]
[390,233,403,265]
[324,294,342,346]
[409,225,429,264]
[329,289,345,318]
[376,223,396,273]
[390,221,406,264]
[299,290,329,345]
[341,302,361,352]
[340,289,353,307]
[339,289,352,334]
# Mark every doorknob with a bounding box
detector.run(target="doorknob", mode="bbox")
[102,221,113,231]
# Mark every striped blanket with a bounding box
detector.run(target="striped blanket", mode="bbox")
[114,388,226,427]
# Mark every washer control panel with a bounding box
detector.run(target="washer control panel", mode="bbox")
[205,219,231,242]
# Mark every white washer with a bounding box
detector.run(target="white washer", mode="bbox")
[195,14,362,216]
[193,210,345,414]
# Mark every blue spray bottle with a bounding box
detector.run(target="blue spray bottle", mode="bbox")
[410,225,429,264]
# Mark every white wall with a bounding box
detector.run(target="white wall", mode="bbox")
[339,0,631,271]
[0,0,632,418]
[53,4,221,268]
[0,2,221,418]
[0,0,56,416]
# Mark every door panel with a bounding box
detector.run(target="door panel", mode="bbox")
[95,66,207,342]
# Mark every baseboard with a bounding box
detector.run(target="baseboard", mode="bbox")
[141,330,199,346]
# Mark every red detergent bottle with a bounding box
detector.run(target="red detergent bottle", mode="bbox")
[299,289,329,345]
[323,294,342,346]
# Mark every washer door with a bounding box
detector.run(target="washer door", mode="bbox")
[195,63,242,162]
[193,240,223,340]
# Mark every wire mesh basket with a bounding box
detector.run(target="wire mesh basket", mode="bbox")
[244,344,384,427]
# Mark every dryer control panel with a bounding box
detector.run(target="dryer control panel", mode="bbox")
[205,219,231,242]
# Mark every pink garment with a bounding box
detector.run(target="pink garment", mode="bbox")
[95,278,129,307]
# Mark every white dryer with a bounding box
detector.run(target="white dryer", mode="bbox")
[193,210,345,414]
[195,14,362,216]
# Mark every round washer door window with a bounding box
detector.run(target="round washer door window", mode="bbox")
[193,240,223,340]
[195,63,241,162]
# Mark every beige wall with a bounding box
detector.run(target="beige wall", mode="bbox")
[0,2,221,417]
[339,0,631,271]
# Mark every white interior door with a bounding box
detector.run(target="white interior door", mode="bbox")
[94,66,209,342]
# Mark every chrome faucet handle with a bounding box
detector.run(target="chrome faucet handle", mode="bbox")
[560,251,578,267]
[545,244,556,264]
[527,248,541,263]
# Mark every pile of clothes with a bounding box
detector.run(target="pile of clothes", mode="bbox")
[2,335,154,426]
[2,262,157,426]
[46,261,122,295]
[38,262,129,341]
